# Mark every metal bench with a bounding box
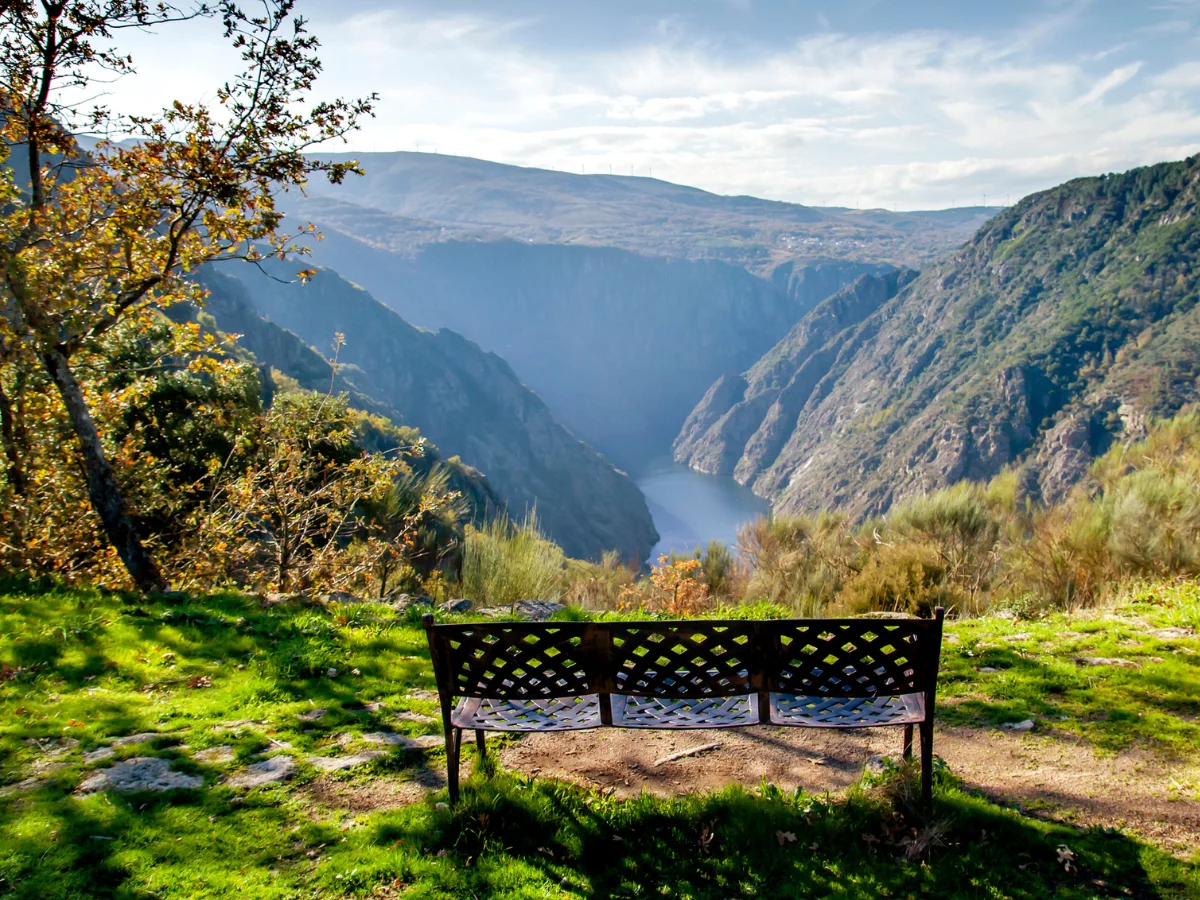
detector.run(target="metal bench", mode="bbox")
[422,608,945,805]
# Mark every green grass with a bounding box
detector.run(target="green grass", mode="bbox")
[936,581,1200,755]
[1,578,1197,899]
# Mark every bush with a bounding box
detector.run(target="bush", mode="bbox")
[460,512,565,607]
[834,542,953,617]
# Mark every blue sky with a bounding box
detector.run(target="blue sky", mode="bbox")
[98,0,1200,208]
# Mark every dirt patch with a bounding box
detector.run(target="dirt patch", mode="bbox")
[303,775,426,812]
[499,726,1200,855]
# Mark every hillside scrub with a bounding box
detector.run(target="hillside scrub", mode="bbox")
[600,410,1200,619]
[460,513,566,608]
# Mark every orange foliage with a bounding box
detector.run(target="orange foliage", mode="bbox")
[618,554,711,616]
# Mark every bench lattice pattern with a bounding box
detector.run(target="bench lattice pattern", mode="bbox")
[425,612,945,806]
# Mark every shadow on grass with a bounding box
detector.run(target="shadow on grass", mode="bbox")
[367,765,1197,900]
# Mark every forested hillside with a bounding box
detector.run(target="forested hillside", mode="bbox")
[677,156,1200,516]
[213,262,658,563]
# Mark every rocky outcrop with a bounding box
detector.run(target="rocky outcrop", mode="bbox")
[674,269,917,479]
[676,156,1200,517]
[211,262,658,563]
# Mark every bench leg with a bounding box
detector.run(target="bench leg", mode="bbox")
[902,724,914,760]
[446,727,463,804]
[919,720,933,811]
[475,729,487,760]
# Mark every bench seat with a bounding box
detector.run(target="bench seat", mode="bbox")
[426,612,945,806]
[452,691,926,731]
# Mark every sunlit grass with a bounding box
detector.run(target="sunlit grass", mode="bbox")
[0,577,1197,898]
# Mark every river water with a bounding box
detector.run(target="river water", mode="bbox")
[634,455,770,561]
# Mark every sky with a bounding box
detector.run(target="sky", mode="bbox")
[82,0,1200,209]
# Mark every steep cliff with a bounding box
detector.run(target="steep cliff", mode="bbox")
[297,223,888,468]
[677,156,1200,517]
[208,262,659,562]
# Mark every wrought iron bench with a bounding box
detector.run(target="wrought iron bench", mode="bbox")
[422,609,945,806]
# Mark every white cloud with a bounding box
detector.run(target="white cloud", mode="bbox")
[59,3,1200,209]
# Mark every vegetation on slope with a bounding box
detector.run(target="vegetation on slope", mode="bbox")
[219,258,659,562]
[677,156,1200,519]
[0,580,1196,899]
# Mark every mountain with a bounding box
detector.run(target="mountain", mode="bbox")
[676,156,1200,517]
[291,151,997,271]
[291,221,891,468]
[200,265,659,563]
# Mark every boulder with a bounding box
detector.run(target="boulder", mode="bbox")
[439,598,472,614]
[477,599,565,621]
[77,757,203,794]
[307,752,386,772]
[226,755,296,788]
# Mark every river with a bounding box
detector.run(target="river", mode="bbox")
[634,455,770,561]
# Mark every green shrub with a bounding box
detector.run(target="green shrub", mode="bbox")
[460,512,565,607]
[834,542,953,617]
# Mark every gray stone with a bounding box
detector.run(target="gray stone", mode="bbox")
[111,732,174,747]
[307,752,386,771]
[193,746,236,764]
[978,667,999,674]
[1000,719,1035,732]
[264,592,303,605]
[1074,657,1141,668]
[361,732,442,749]
[83,747,115,764]
[1147,627,1194,639]
[440,598,472,614]
[0,776,52,797]
[297,707,327,722]
[77,757,203,794]
[226,755,296,788]
[477,599,565,621]
[323,590,362,605]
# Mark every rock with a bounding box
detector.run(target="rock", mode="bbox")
[1074,657,1141,668]
[159,590,190,603]
[193,746,236,765]
[0,776,53,797]
[361,732,442,749]
[322,590,362,605]
[307,752,386,771]
[477,599,566,621]
[82,747,115,765]
[297,707,327,722]
[327,668,339,678]
[978,667,999,674]
[226,755,296,788]
[77,758,203,794]
[1147,627,1194,639]
[405,690,439,702]
[111,732,175,747]
[263,592,303,605]
[1000,719,1035,732]
[440,598,472,614]
[393,710,434,724]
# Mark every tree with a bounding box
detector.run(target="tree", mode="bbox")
[0,0,374,592]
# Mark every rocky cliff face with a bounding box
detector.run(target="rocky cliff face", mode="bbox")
[299,225,888,468]
[676,156,1200,517]
[209,262,659,563]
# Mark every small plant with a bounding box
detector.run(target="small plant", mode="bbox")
[460,512,565,607]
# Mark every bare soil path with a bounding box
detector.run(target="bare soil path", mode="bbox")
[499,724,1200,856]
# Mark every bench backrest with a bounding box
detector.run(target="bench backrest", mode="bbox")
[424,611,944,702]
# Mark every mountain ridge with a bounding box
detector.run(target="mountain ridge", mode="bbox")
[675,155,1200,517]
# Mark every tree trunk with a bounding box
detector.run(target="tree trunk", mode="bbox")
[0,380,27,495]
[41,347,167,594]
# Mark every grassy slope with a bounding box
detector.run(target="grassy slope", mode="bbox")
[0,580,1197,899]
